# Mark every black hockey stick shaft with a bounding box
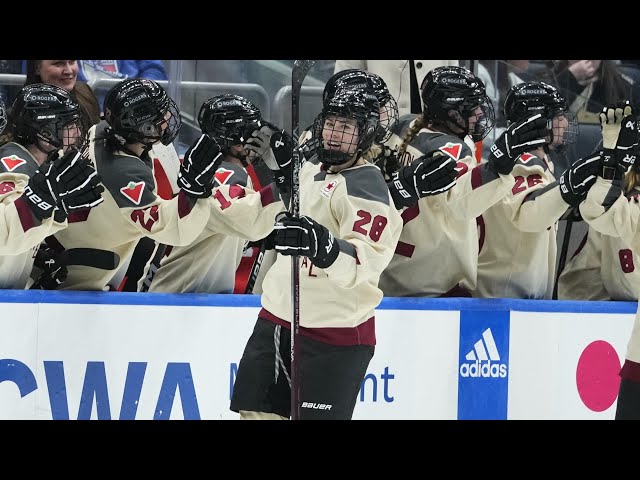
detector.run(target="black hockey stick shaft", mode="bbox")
[290,59,315,420]
[57,248,120,270]
[552,211,574,299]
[31,248,120,289]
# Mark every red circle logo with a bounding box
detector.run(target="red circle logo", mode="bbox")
[576,340,621,412]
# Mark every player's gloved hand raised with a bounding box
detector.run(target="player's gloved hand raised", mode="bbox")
[30,245,67,290]
[374,145,401,182]
[26,147,104,222]
[178,134,223,198]
[54,147,104,214]
[273,212,339,268]
[388,150,457,209]
[600,102,640,178]
[488,114,548,175]
[244,121,280,169]
[559,153,603,207]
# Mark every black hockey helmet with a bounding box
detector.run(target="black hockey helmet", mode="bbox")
[420,66,495,142]
[313,88,380,166]
[103,78,181,147]
[197,94,261,148]
[10,83,84,151]
[324,69,398,143]
[0,99,6,136]
[504,81,578,150]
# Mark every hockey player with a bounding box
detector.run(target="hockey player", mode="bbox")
[230,89,403,420]
[577,102,640,419]
[0,85,103,288]
[378,66,548,297]
[471,81,602,299]
[44,78,287,291]
[146,94,276,293]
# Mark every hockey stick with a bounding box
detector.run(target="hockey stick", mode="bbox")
[552,207,578,299]
[31,248,120,289]
[53,248,120,270]
[290,59,315,420]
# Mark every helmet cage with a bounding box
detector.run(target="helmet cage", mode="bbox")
[11,83,85,151]
[421,66,495,142]
[313,89,380,166]
[198,95,261,149]
[104,79,182,147]
[504,82,578,152]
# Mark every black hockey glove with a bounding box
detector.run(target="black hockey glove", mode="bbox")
[273,212,339,268]
[488,114,548,175]
[600,102,640,178]
[30,246,67,290]
[269,129,294,192]
[300,136,320,161]
[559,153,603,207]
[55,148,104,214]
[26,148,104,222]
[374,146,401,182]
[178,134,223,198]
[388,151,457,209]
[244,121,280,167]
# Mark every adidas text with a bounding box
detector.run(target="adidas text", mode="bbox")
[459,361,507,378]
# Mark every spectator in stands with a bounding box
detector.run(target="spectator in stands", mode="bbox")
[334,60,459,117]
[76,60,168,110]
[43,78,287,291]
[577,103,640,419]
[477,60,533,131]
[24,60,101,135]
[230,89,403,420]
[0,85,103,289]
[146,94,276,294]
[470,81,605,299]
[538,60,639,124]
[0,60,22,107]
[378,66,547,297]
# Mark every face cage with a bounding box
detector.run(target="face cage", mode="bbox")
[209,119,261,148]
[36,117,86,152]
[159,99,181,146]
[467,98,495,142]
[376,96,399,144]
[314,114,363,166]
[0,108,6,136]
[545,111,578,154]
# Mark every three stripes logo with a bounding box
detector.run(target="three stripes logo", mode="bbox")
[459,328,507,378]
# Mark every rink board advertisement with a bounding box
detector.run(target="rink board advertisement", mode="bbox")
[0,291,636,419]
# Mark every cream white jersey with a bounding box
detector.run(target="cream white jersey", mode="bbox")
[378,115,514,297]
[558,206,640,302]
[49,122,286,291]
[260,157,402,345]
[148,161,252,293]
[0,143,67,288]
[472,151,570,299]
[580,178,640,364]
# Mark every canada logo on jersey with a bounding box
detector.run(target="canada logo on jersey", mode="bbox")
[1,155,27,172]
[322,180,338,198]
[214,167,234,186]
[438,142,462,161]
[120,181,145,205]
[519,152,535,163]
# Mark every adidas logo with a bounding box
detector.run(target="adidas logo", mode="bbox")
[459,328,507,378]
